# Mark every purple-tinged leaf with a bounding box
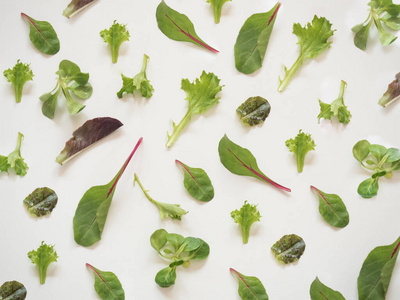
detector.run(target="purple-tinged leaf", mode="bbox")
[378,73,400,107]
[86,263,125,300]
[63,0,98,18]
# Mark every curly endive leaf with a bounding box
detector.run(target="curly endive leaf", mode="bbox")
[56,117,123,165]
[63,0,97,18]
[23,187,58,217]
[236,96,271,126]
[0,281,27,300]
[271,234,305,264]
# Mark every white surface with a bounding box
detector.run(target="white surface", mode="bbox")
[1,0,400,299]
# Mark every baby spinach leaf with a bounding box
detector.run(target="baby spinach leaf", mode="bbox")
[357,178,379,198]
[230,268,269,300]
[0,280,27,300]
[63,0,97,18]
[21,13,60,55]
[310,186,349,228]
[73,137,143,247]
[86,263,125,300]
[236,96,271,126]
[166,71,223,147]
[134,173,188,220]
[3,60,34,103]
[271,234,305,264]
[358,236,400,300]
[156,1,218,53]
[175,160,214,202]
[378,73,400,107]
[310,277,346,300]
[218,134,291,192]
[23,187,58,217]
[234,2,280,74]
[56,117,123,165]
[206,0,231,24]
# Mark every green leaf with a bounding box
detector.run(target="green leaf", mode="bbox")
[188,240,210,260]
[21,13,60,55]
[375,18,397,45]
[150,229,168,252]
[386,148,400,162]
[69,82,92,99]
[3,60,34,103]
[100,20,130,63]
[318,80,351,124]
[358,236,400,300]
[353,140,371,162]
[1,132,28,176]
[0,156,10,173]
[236,96,271,126]
[182,237,202,252]
[381,14,400,30]
[234,3,280,74]
[317,100,333,121]
[63,0,97,18]
[0,281,27,300]
[285,130,316,173]
[230,268,269,300]
[156,1,218,53]
[310,186,349,228]
[176,160,214,202]
[73,138,142,247]
[231,201,261,244]
[218,135,290,191]
[206,0,231,24]
[352,19,373,50]
[378,73,400,107]
[134,173,188,220]
[23,187,58,217]
[278,16,334,92]
[357,178,379,198]
[27,241,58,284]
[117,54,154,98]
[271,234,305,264]
[40,90,59,119]
[166,71,223,147]
[155,266,177,288]
[166,233,185,252]
[369,144,387,162]
[310,277,346,300]
[86,264,125,300]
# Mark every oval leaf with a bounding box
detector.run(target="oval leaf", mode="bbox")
[176,160,214,202]
[230,268,269,300]
[56,117,123,165]
[234,2,280,74]
[357,178,379,199]
[358,236,400,300]
[0,281,27,300]
[156,1,218,53]
[86,264,125,300]
[155,266,176,288]
[23,187,58,217]
[310,277,346,300]
[353,140,371,162]
[237,96,271,126]
[150,229,168,251]
[21,13,60,55]
[310,186,349,228]
[271,234,305,264]
[218,134,290,192]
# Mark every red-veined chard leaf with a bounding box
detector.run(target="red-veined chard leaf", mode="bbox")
[310,186,349,228]
[230,268,269,300]
[310,277,346,300]
[0,281,27,300]
[56,117,123,165]
[73,137,142,247]
[271,234,305,264]
[23,187,58,217]
[156,1,218,53]
[218,134,291,192]
[21,13,60,55]
[86,263,125,300]
[358,236,400,300]
[175,160,214,202]
[236,96,271,126]
[234,2,281,74]
[63,0,98,18]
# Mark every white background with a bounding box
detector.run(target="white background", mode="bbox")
[1,0,400,299]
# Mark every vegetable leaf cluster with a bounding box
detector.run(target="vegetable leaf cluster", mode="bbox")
[3,60,34,103]
[285,130,316,173]
[231,201,261,244]
[318,80,351,124]
[0,132,28,176]
[27,241,58,284]
[40,60,92,119]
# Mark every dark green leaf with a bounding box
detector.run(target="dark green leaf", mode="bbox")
[0,281,27,300]
[353,140,371,162]
[218,134,290,192]
[357,178,379,198]
[156,1,218,53]
[23,187,58,217]
[21,13,60,55]
[187,240,210,260]
[176,160,214,202]
[234,3,280,74]
[236,96,271,126]
[271,234,305,264]
[155,266,176,288]
[310,277,346,300]
[230,268,268,300]
[166,233,185,252]
[310,186,349,228]
[150,229,168,252]
[86,264,125,300]
[358,236,400,300]
[73,138,142,247]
